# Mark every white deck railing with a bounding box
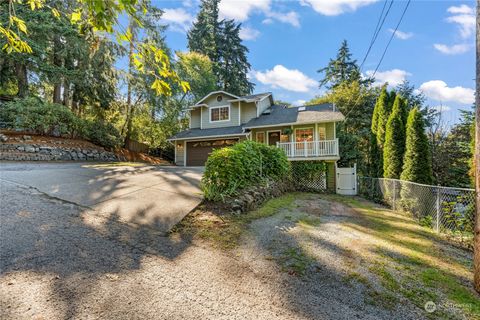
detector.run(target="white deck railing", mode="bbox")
[276,139,339,158]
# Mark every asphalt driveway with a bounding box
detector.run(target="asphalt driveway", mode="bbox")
[0,162,203,233]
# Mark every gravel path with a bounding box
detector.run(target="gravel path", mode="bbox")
[1,182,464,319]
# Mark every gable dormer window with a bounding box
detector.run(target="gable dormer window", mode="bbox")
[210,106,230,122]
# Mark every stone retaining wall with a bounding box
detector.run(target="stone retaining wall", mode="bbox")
[0,143,122,162]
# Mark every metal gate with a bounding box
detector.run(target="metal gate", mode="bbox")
[336,163,357,195]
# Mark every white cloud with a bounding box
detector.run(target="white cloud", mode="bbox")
[433,43,470,55]
[419,80,474,104]
[388,28,413,40]
[162,8,194,33]
[219,0,270,22]
[445,4,475,39]
[293,99,307,106]
[239,27,260,41]
[300,0,377,16]
[432,105,452,113]
[266,11,300,28]
[365,69,411,87]
[447,4,474,15]
[262,18,274,25]
[254,65,317,92]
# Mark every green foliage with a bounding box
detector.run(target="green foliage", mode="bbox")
[201,140,290,201]
[383,95,407,179]
[371,86,391,147]
[187,0,254,96]
[176,51,217,103]
[1,97,121,149]
[290,161,327,179]
[400,107,432,184]
[82,119,122,150]
[0,97,80,136]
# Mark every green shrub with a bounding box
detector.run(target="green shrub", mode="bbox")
[83,120,122,150]
[201,140,289,201]
[0,97,80,136]
[0,97,122,150]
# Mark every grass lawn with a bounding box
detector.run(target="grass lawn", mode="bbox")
[174,192,479,319]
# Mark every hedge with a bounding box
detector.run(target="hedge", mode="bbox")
[201,140,290,201]
[0,97,122,149]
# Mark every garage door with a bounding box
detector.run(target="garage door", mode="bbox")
[186,139,238,166]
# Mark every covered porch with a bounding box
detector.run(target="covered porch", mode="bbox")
[249,122,339,160]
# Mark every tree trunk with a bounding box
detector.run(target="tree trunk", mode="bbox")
[474,0,480,294]
[52,37,62,104]
[124,20,136,148]
[15,63,28,97]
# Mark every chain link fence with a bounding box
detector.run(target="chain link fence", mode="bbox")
[358,177,476,249]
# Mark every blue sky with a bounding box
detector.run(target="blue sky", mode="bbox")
[154,0,475,125]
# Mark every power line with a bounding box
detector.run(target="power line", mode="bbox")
[360,0,394,70]
[370,0,411,78]
[344,0,412,121]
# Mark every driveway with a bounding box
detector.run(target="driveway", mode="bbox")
[0,162,203,233]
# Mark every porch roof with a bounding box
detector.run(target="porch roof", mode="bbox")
[167,126,247,141]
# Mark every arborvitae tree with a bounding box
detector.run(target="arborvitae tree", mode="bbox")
[218,20,254,95]
[369,85,391,177]
[383,95,407,179]
[400,107,432,184]
[187,0,220,68]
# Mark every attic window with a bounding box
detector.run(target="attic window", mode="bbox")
[216,95,223,102]
[298,106,306,111]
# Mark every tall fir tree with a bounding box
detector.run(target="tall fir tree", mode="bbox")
[218,20,254,95]
[187,0,220,67]
[400,107,432,184]
[383,95,407,179]
[187,0,253,96]
[318,40,365,89]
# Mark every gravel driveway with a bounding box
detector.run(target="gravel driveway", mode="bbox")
[1,178,476,319]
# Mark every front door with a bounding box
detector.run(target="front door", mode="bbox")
[268,131,280,146]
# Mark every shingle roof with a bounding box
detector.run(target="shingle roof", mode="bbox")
[167,126,247,141]
[235,92,271,101]
[244,103,344,128]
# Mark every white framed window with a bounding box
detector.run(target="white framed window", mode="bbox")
[210,105,230,122]
[256,131,266,144]
[295,128,314,142]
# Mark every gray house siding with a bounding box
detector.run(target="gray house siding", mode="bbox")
[240,102,257,124]
[201,93,240,129]
[190,109,201,128]
[256,97,271,116]
[175,141,185,166]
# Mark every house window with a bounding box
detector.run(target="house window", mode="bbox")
[210,106,229,122]
[256,132,266,144]
[295,128,314,142]
[318,126,326,140]
[280,134,289,143]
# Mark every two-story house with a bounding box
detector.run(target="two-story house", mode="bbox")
[168,90,344,188]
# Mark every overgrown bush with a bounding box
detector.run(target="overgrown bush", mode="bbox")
[0,97,80,136]
[0,97,122,150]
[83,119,122,150]
[202,140,290,201]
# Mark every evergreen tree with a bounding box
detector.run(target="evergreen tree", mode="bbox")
[383,95,407,179]
[401,107,432,184]
[218,20,254,95]
[187,0,253,95]
[369,85,392,177]
[318,40,371,89]
[187,0,220,67]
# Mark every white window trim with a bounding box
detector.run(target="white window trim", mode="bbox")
[256,131,266,144]
[294,127,314,142]
[209,105,230,123]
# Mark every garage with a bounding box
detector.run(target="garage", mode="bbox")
[186,139,238,166]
